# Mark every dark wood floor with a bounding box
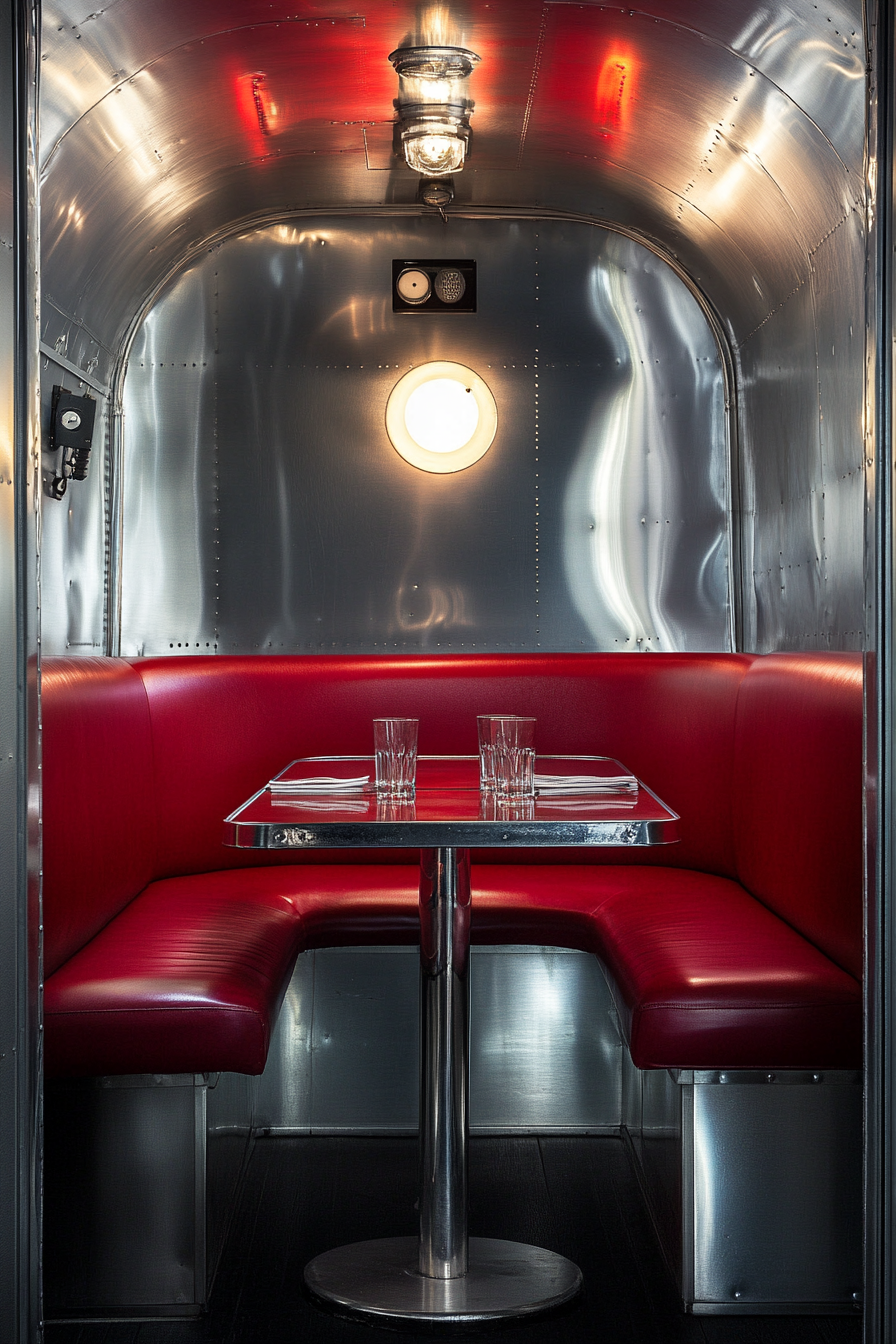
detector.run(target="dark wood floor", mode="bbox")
[46,1135,862,1344]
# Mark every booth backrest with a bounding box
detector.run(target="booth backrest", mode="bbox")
[733,653,864,980]
[42,660,157,975]
[130,652,753,879]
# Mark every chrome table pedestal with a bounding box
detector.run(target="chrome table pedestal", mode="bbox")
[304,846,583,1325]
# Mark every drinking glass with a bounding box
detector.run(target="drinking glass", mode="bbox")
[373,718,418,798]
[477,714,512,793]
[493,716,536,798]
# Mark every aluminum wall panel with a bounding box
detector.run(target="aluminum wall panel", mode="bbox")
[308,949,419,1132]
[470,947,622,1130]
[40,297,115,394]
[813,211,867,650]
[44,1078,201,1313]
[36,2,867,662]
[37,0,864,371]
[536,226,729,650]
[691,1081,863,1306]
[120,283,217,654]
[738,280,821,651]
[737,210,866,652]
[255,947,622,1133]
[528,7,858,267]
[119,215,730,655]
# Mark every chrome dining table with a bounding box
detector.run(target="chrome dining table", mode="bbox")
[226,754,679,1326]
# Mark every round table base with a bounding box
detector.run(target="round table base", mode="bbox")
[304,1235,583,1324]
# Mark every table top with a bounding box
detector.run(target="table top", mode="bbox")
[225,756,679,850]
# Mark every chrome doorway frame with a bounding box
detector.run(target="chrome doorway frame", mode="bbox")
[867,0,895,1338]
[0,0,889,1336]
[0,0,41,1340]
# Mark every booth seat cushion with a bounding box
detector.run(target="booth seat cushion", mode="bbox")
[581,866,862,1069]
[44,869,306,1077]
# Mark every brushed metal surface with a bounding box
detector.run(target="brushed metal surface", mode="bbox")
[205,1072,255,1296]
[304,1236,582,1323]
[690,1080,863,1306]
[118,216,729,657]
[45,1072,255,1317]
[626,1070,863,1311]
[37,0,864,364]
[253,950,314,1132]
[0,1,41,1337]
[258,947,622,1134]
[737,205,867,653]
[812,212,866,650]
[44,1078,203,1313]
[624,1067,683,1295]
[36,0,868,659]
[308,949,420,1133]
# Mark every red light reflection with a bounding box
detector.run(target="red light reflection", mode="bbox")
[252,74,277,136]
[594,50,636,137]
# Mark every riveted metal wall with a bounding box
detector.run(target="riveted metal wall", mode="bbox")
[737,208,867,652]
[36,1,867,658]
[117,215,731,656]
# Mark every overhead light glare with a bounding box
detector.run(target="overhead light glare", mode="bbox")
[404,123,467,176]
[389,45,480,178]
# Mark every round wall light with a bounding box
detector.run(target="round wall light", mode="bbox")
[385,361,497,474]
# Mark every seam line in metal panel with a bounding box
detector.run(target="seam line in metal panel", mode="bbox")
[109,205,740,657]
[38,342,110,397]
[516,4,548,169]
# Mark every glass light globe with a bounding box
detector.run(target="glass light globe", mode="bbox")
[404,132,465,176]
[404,378,480,453]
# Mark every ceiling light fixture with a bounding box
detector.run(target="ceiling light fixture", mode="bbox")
[388,45,480,178]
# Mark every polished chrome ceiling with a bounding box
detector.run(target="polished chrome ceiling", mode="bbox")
[40,0,865,366]
[38,0,868,660]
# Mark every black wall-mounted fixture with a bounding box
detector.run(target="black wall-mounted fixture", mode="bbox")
[46,386,97,500]
[392,259,477,313]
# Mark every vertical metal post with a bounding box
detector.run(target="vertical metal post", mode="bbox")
[0,1,41,1341]
[417,847,471,1279]
[867,1,894,1340]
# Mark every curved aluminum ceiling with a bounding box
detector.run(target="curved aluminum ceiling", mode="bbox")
[40,0,865,374]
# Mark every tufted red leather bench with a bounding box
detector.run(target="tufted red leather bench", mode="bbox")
[41,652,863,1078]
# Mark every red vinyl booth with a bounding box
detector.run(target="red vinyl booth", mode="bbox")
[40,652,863,1078]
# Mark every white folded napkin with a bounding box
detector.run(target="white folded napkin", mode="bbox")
[267,775,370,794]
[534,773,638,796]
[536,796,638,810]
[272,796,369,813]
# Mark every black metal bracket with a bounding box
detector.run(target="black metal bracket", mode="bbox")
[46,386,97,499]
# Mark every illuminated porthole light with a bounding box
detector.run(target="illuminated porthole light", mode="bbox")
[385,361,497,474]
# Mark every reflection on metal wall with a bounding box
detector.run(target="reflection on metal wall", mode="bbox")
[37,1,867,658]
[254,947,623,1133]
[737,209,866,651]
[118,215,730,655]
